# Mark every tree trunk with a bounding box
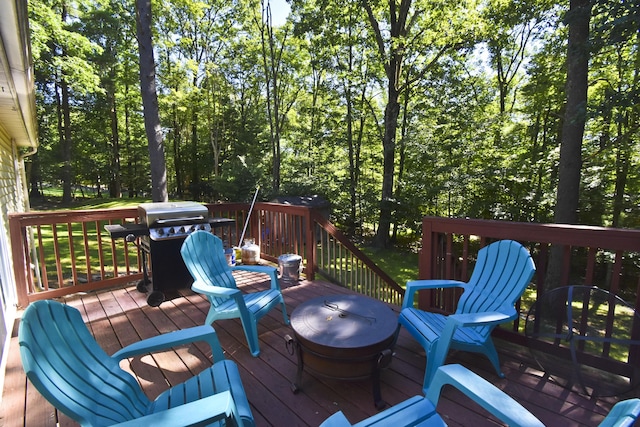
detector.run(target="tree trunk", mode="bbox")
[124,83,136,198]
[108,84,121,198]
[547,0,591,290]
[28,152,42,198]
[260,2,281,194]
[191,108,200,199]
[612,113,630,228]
[366,0,411,248]
[374,96,400,248]
[135,0,168,203]
[172,103,183,198]
[60,79,73,204]
[554,0,591,225]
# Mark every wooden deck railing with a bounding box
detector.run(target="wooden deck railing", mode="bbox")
[312,213,404,305]
[8,202,401,307]
[418,216,640,383]
[9,207,143,307]
[9,207,640,381]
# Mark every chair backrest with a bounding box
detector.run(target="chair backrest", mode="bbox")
[457,240,536,336]
[19,300,151,427]
[181,231,238,307]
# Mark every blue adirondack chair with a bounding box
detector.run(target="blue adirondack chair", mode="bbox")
[320,364,640,427]
[398,239,536,387]
[19,299,254,427]
[181,230,289,357]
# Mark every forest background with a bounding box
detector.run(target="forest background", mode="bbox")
[25,0,639,249]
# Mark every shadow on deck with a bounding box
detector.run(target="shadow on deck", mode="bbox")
[2,271,632,426]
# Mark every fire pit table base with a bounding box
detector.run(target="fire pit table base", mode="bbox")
[288,294,398,409]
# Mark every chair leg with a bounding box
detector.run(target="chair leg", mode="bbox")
[205,309,217,326]
[482,341,505,378]
[239,312,261,357]
[280,300,290,325]
[424,348,437,390]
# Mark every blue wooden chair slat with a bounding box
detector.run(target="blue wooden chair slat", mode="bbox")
[398,240,536,386]
[181,231,289,356]
[19,299,254,427]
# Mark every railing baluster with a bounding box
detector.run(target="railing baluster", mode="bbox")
[67,222,79,286]
[52,224,63,287]
[81,222,91,283]
[36,225,48,291]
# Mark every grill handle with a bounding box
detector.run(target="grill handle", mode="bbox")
[155,216,205,224]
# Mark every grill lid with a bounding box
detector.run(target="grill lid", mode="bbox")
[138,201,209,226]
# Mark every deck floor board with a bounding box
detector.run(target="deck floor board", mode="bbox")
[2,274,631,427]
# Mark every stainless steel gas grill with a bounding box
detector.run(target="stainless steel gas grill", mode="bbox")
[106,201,235,306]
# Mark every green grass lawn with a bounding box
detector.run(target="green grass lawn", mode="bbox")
[31,188,149,211]
[29,191,147,286]
[32,189,420,288]
[360,246,419,288]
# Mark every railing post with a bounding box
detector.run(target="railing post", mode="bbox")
[418,217,433,310]
[306,211,316,281]
[9,214,29,308]
[250,206,260,246]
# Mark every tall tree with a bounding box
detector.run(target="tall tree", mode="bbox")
[256,0,301,193]
[554,0,592,224]
[82,0,134,198]
[292,0,375,233]
[29,0,102,204]
[545,0,592,291]
[363,0,480,247]
[135,0,168,202]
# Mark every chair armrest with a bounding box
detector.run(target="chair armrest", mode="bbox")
[319,411,352,427]
[112,325,225,363]
[320,395,436,427]
[191,280,242,298]
[402,280,466,309]
[447,311,514,327]
[598,398,640,427]
[232,265,276,274]
[232,265,281,291]
[426,364,544,427]
[113,391,239,427]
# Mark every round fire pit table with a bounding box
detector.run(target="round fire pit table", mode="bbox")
[288,294,398,408]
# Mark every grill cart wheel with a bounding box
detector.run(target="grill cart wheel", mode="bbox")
[136,278,150,293]
[147,291,165,307]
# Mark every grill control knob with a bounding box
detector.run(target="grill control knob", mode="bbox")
[168,227,175,234]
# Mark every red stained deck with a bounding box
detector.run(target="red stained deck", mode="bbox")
[1,272,630,426]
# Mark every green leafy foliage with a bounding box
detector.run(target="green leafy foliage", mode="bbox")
[25,0,640,249]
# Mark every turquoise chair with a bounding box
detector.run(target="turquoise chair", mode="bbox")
[320,364,640,427]
[181,231,289,357]
[398,239,536,386]
[19,299,254,427]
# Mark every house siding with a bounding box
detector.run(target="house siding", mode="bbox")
[0,0,38,400]
[0,125,22,393]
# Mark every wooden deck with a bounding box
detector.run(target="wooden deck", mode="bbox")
[1,271,632,426]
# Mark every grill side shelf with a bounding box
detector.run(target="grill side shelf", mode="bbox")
[105,223,149,239]
[209,218,235,227]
